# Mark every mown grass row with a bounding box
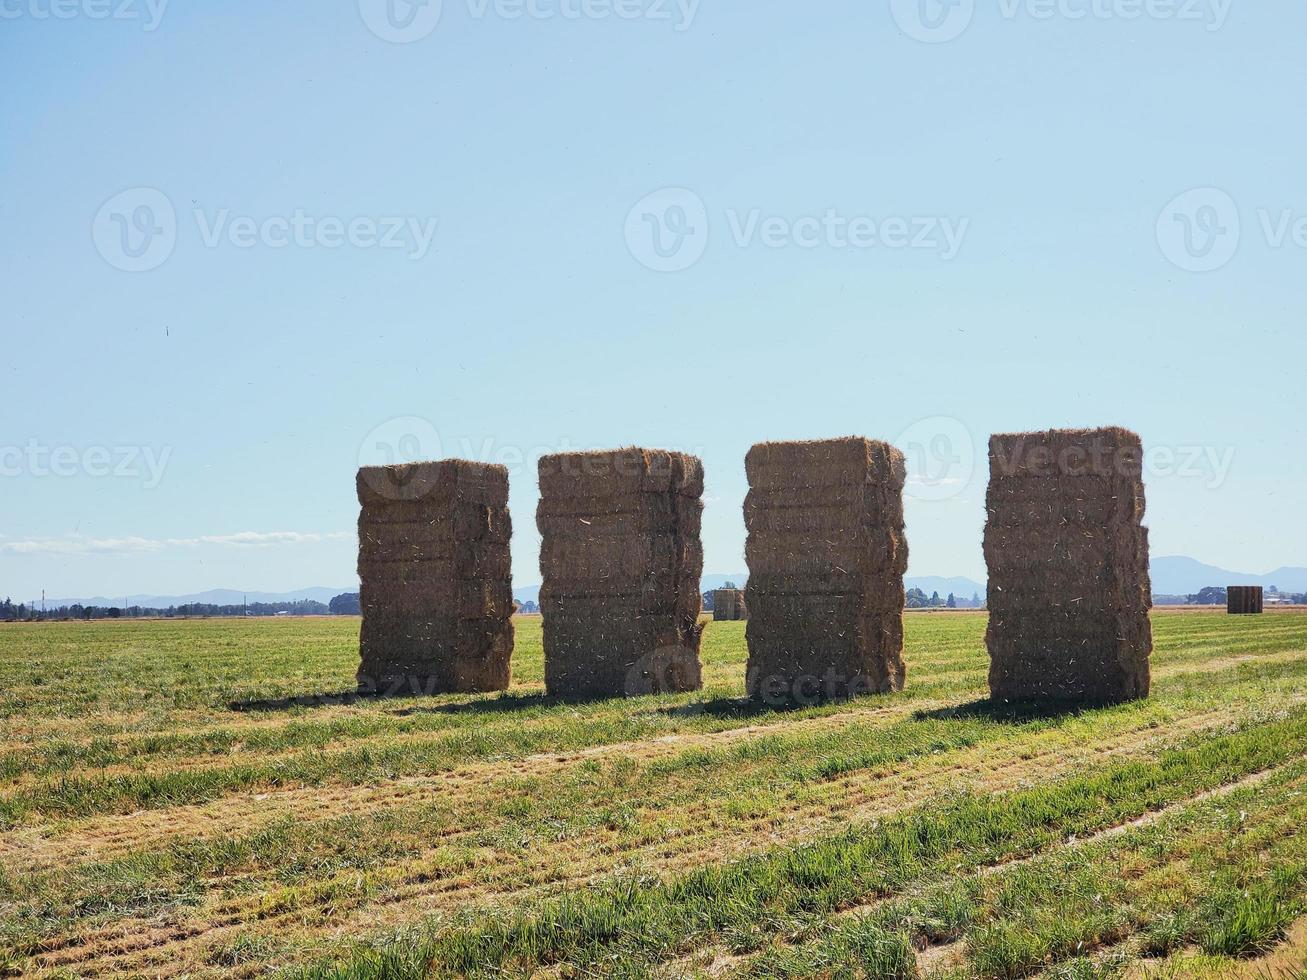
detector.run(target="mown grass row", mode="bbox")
[2,615,1305,976]
[737,765,1307,978]
[286,708,1307,979]
[4,640,1307,831]
[0,683,1249,948]
[0,618,984,773]
[7,671,1306,972]
[4,612,1297,761]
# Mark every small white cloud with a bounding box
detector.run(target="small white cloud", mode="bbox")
[188,531,351,547]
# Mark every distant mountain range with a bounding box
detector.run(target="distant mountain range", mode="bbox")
[26,557,1306,610]
[512,559,1305,604]
[1149,556,1307,596]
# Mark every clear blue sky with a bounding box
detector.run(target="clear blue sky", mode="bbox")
[2,0,1304,601]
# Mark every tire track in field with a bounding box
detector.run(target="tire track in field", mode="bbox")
[10,641,1304,871]
[688,764,1301,980]
[1,632,1296,790]
[22,706,1255,977]
[0,696,940,872]
[1122,914,1307,980]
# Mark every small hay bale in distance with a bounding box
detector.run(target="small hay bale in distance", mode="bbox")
[743,436,908,703]
[983,426,1152,704]
[712,588,748,621]
[356,460,514,696]
[536,448,705,699]
[1227,586,1264,615]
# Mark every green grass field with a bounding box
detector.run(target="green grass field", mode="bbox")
[3,611,1307,978]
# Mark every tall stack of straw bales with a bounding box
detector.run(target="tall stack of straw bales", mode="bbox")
[712,588,748,621]
[537,448,704,699]
[984,427,1152,704]
[1227,586,1264,615]
[743,437,908,702]
[356,461,514,695]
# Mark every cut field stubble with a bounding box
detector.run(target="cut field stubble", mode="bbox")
[2,612,1307,977]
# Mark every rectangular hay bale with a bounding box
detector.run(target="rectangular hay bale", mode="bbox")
[1227,586,1264,615]
[712,588,748,621]
[743,437,907,702]
[984,428,1152,704]
[356,460,513,695]
[537,448,705,699]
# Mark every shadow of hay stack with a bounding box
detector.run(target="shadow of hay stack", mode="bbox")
[537,448,705,700]
[743,437,908,703]
[984,427,1152,704]
[228,689,376,712]
[913,697,1091,724]
[355,460,515,696]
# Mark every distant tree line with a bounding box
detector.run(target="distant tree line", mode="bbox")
[1,597,330,622]
[906,589,984,609]
[699,586,986,611]
[329,593,361,615]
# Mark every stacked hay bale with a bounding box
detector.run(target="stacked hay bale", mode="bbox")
[537,448,704,699]
[744,437,908,702]
[984,427,1152,703]
[1227,586,1264,615]
[356,460,513,695]
[712,588,748,621]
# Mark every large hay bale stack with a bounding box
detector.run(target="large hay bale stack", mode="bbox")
[984,427,1152,704]
[743,437,908,702]
[1227,586,1264,615]
[712,588,748,621]
[537,448,704,699]
[356,460,513,695]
